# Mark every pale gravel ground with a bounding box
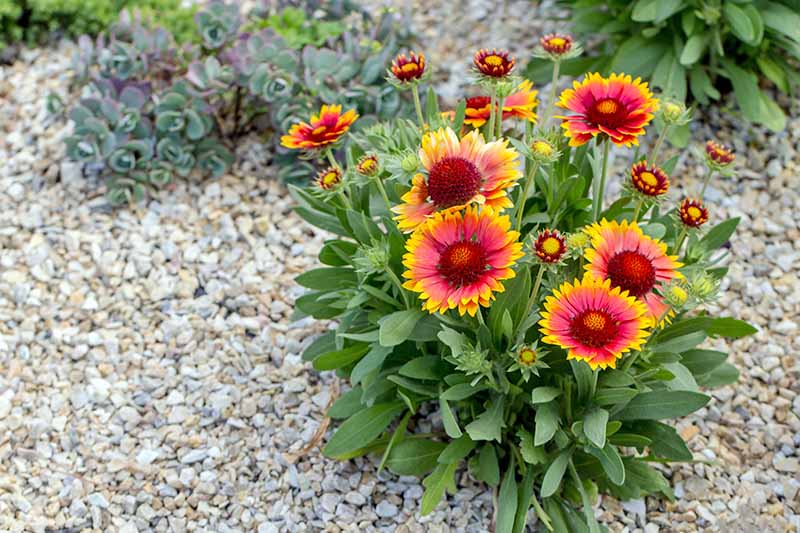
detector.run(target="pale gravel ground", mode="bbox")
[0,5,799,533]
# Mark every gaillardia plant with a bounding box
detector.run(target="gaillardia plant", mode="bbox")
[292,42,755,531]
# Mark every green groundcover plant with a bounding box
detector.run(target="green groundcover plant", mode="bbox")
[524,0,800,132]
[292,38,755,531]
[60,1,414,205]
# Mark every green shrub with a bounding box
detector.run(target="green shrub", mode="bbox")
[0,0,197,55]
[524,0,800,131]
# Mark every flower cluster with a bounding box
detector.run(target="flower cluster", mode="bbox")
[292,39,751,529]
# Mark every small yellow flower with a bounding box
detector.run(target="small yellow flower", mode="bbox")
[518,346,537,366]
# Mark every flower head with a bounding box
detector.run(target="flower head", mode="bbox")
[518,346,537,365]
[389,51,427,84]
[661,100,691,126]
[402,206,523,316]
[540,33,573,56]
[463,80,539,128]
[473,48,516,78]
[630,161,669,197]
[665,283,688,308]
[540,274,649,369]
[584,219,682,326]
[281,104,358,150]
[356,154,379,177]
[392,127,521,232]
[705,140,735,168]
[534,229,567,264]
[557,73,658,147]
[678,198,709,228]
[315,166,342,190]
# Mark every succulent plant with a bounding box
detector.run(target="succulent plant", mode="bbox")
[195,1,240,49]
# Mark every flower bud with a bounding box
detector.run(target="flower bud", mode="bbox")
[401,152,420,172]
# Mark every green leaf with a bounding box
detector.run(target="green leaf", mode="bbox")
[378,309,423,347]
[586,442,625,485]
[399,356,449,380]
[652,50,686,101]
[312,343,369,371]
[512,465,536,533]
[440,398,462,438]
[680,349,727,376]
[421,462,458,515]
[302,331,335,362]
[583,409,609,448]
[609,433,652,448]
[723,3,756,44]
[438,326,467,356]
[594,387,638,406]
[518,429,547,465]
[323,402,404,458]
[534,401,560,446]
[386,439,446,476]
[664,362,699,392]
[652,330,707,353]
[610,36,669,78]
[477,444,501,486]
[327,387,363,419]
[696,362,740,387]
[296,267,357,290]
[763,1,800,42]
[623,458,674,500]
[531,386,562,404]
[496,458,519,533]
[721,60,762,124]
[541,449,572,498]
[707,317,757,339]
[466,396,506,442]
[631,0,683,22]
[438,434,475,464]
[351,344,392,385]
[599,369,635,387]
[699,218,740,251]
[441,383,486,401]
[680,34,708,66]
[615,391,710,420]
[631,421,693,461]
[571,360,593,403]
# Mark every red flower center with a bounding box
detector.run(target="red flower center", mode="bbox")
[438,240,487,287]
[427,156,482,207]
[606,250,656,297]
[466,96,491,110]
[569,309,619,348]
[589,98,626,127]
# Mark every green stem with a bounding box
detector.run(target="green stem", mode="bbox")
[699,167,715,199]
[672,225,688,256]
[386,268,411,308]
[495,95,506,139]
[541,60,561,126]
[325,148,340,170]
[523,264,546,322]
[590,369,599,399]
[592,139,610,221]
[565,380,573,423]
[568,459,601,533]
[621,350,642,372]
[476,307,486,327]
[411,84,425,130]
[516,161,540,231]
[337,189,352,210]
[487,85,498,141]
[649,124,670,167]
[530,491,555,532]
[631,197,645,221]
[374,177,392,213]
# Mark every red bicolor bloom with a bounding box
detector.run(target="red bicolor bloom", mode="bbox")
[557,73,658,147]
[315,167,342,190]
[705,140,735,167]
[630,161,669,197]
[356,154,379,177]
[281,104,358,150]
[679,198,709,227]
[540,274,649,369]
[473,48,516,78]
[402,206,524,316]
[534,229,567,263]
[540,33,573,56]
[391,51,426,83]
[463,80,539,128]
[584,219,683,326]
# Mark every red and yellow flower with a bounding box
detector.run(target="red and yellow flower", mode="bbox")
[390,51,426,83]
[584,219,682,326]
[463,80,539,128]
[540,33,573,56]
[534,229,567,263]
[630,161,669,197]
[679,198,709,227]
[402,206,524,316]
[392,127,521,232]
[280,104,358,150]
[705,140,735,167]
[540,274,649,369]
[556,73,658,147]
[315,166,342,190]
[473,48,516,78]
[356,154,379,177]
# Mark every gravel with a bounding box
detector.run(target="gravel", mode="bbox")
[0,5,799,531]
